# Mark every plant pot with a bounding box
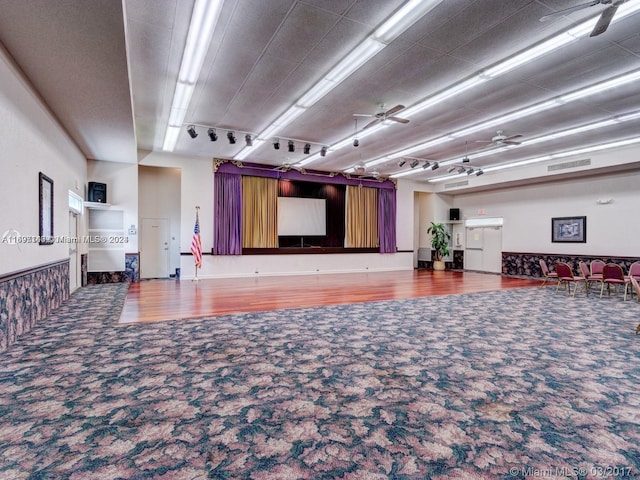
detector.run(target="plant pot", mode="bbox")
[433,260,446,271]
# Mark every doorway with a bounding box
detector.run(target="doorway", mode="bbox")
[140,218,170,278]
[68,211,80,292]
[464,218,503,274]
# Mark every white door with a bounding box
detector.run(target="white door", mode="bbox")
[141,218,170,278]
[464,227,484,271]
[68,211,80,291]
[464,226,503,273]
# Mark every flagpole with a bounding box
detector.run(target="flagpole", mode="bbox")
[193,206,200,282]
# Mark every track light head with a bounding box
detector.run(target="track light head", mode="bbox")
[422,161,431,169]
[320,146,328,157]
[288,140,295,152]
[273,138,280,150]
[410,159,420,168]
[466,167,475,175]
[227,131,236,144]
[476,169,484,176]
[457,166,466,174]
[207,128,217,141]
[303,143,311,154]
[462,156,470,163]
[431,162,439,170]
[447,166,456,173]
[187,125,198,139]
[245,133,252,146]
[353,138,359,147]
[398,159,406,167]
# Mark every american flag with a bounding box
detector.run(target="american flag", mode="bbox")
[191,211,202,268]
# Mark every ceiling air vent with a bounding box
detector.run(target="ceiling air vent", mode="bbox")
[444,180,469,189]
[548,158,590,171]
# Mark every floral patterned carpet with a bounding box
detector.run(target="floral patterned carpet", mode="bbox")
[1,283,639,479]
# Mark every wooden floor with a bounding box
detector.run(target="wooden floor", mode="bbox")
[119,270,541,324]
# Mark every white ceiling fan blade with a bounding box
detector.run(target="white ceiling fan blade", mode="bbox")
[590,4,619,36]
[384,104,405,116]
[502,140,522,146]
[502,134,523,141]
[387,116,410,124]
[539,0,602,21]
[353,113,375,117]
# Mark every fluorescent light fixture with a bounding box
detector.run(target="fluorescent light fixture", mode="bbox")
[325,38,385,84]
[180,0,224,84]
[234,139,265,160]
[559,69,640,103]
[162,126,181,151]
[401,75,487,118]
[256,106,306,141]
[297,153,322,167]
[162,0,224,151]
[297,79,337,108]
[373,0,442,44]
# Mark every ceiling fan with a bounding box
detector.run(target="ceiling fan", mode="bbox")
[540,0,628,37]
[353,104,410,130]
[476,130,523,146]
[352,162,384,180]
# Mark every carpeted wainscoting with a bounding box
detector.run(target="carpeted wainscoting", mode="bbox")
[1,284,639,479]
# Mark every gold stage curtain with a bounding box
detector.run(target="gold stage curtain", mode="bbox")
[242,176,278,248]
[346,185,379,248]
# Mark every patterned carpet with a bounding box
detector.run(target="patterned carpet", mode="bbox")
[1,283,639,479]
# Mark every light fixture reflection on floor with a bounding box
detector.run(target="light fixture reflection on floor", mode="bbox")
[208,128,217,141]
[187,125,198,138]
[227,131,236,144]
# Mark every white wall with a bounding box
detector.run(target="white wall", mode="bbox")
[138,165,181,274]
[0,44,86,275]
[451,169,640,257]
[86,159,138,254]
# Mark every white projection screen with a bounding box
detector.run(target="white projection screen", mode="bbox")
[277,197,326,236]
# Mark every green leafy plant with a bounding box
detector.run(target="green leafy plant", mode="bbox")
[427,222,451,262]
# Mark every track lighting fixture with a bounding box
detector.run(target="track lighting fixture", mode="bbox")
[227,131,236,144]
[422,161,431,169]
[410,159,420,168]
[288,140,295,152]
[304,143,311,154]
[476,169,484,176]
[466,168,475,175]
[457,166,466,174]
[353,138,359,147]
[187,125,198,139]
[207,128,217,141]
[273,138,280,150]
[447,165,456,173]
[431,162,439,170]
[353,118,359,147]
[244,134,253,146]
[462,156,470,163]
[398,159,406,167]
[320,146,328,157]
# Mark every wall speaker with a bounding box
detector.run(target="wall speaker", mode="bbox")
[449,208,460,221]
[88,182,107,203]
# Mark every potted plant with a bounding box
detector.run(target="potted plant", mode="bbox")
[427,222,451,271]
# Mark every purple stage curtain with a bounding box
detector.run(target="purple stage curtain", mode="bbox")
[214,172,242,255]
[378,188,397,253]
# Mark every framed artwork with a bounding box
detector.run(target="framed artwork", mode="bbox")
[552,216,586,243]
[39,172,54,245]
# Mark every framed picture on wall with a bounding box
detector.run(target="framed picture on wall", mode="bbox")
[39,172,54,245]
[552,216,586,243]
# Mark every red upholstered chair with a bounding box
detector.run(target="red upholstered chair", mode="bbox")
[539,259,558,287]
[626,261,640,282]
[590,260,605,281]
[555,262,587,297]
[578,261,593,296]
[600,263,630,301]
